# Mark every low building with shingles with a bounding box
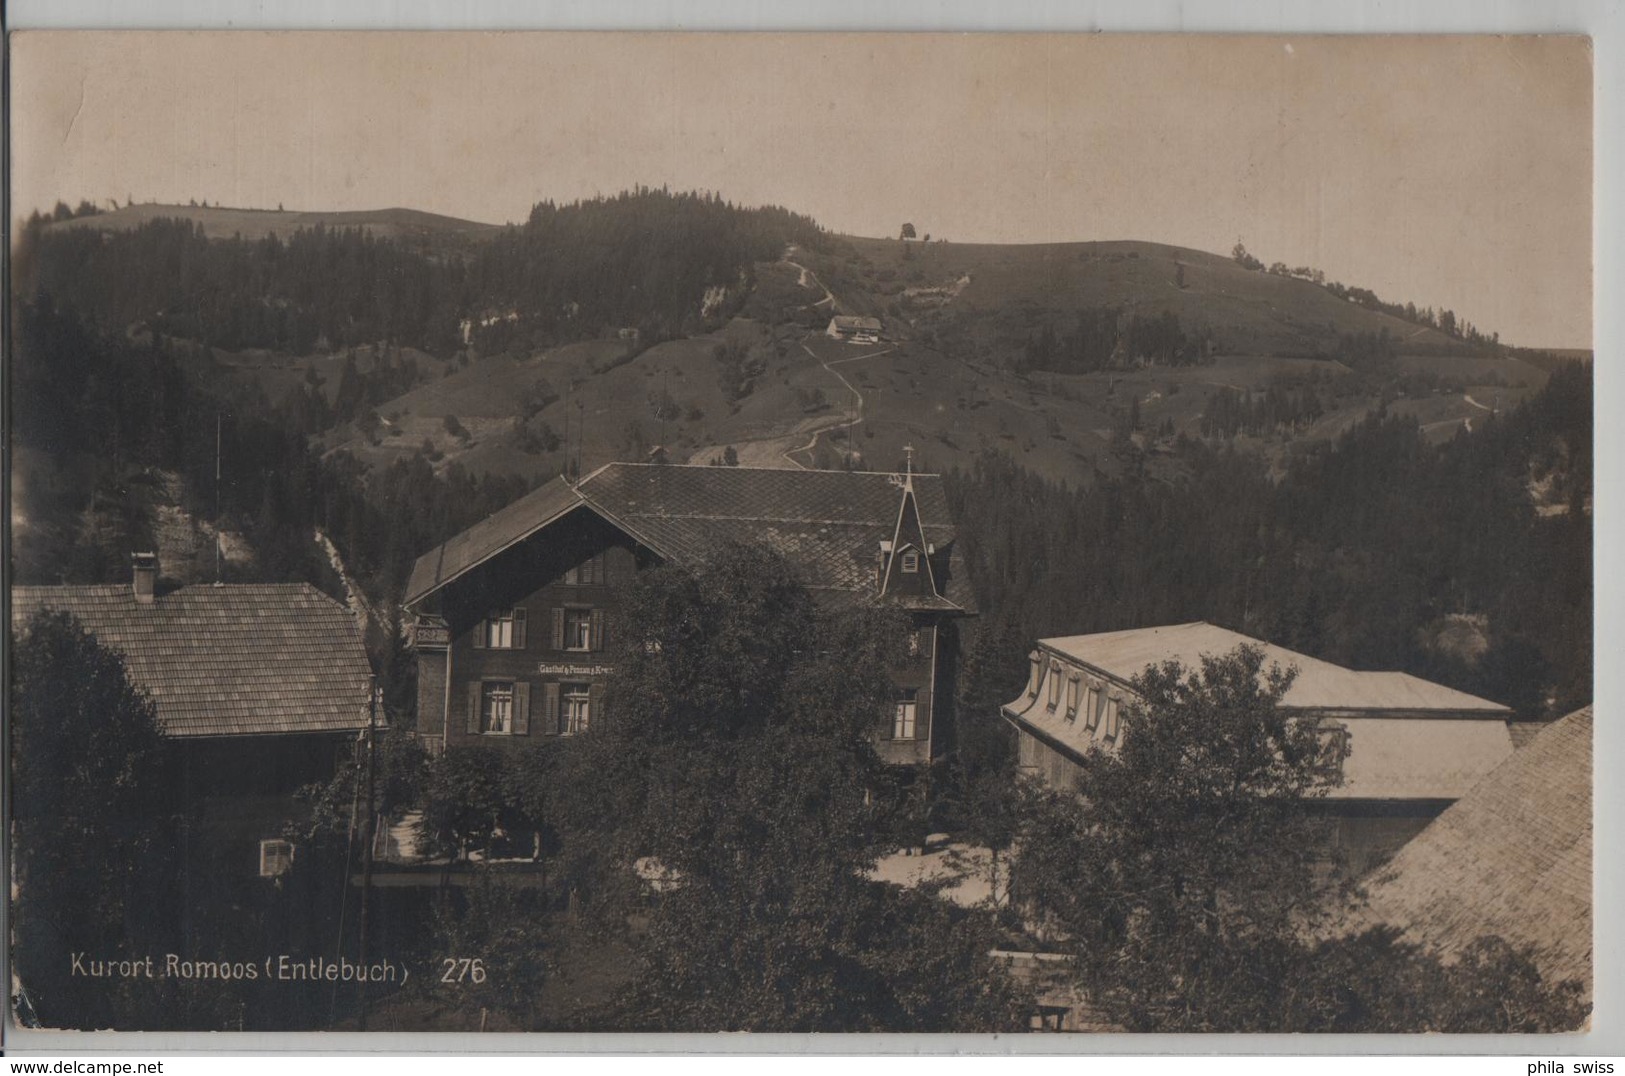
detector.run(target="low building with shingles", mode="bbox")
[1334,705,1592,1000]
[11,554,373,875]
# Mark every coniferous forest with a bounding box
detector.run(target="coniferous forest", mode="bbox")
[947,364,1592,749]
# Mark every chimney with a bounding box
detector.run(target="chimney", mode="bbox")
[132,552,158,604]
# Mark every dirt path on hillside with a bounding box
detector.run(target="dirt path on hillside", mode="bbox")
[780,343,893,468]
[783,246,836,309]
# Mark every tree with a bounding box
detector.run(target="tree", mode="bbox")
[546,543,1027,1031]
[899,223,917,240]
[1010,645,1337,1029]
[10,611,186,1028]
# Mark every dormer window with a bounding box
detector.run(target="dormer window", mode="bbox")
[901,550,920,573]
[1103,695,1122,741]
[1026,651,1042,697]
[1065,675,1080,720]
[1085,683,1101,730]
[1047,661,1063,710]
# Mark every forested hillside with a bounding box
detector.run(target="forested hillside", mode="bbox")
[17,189,824,358]
[948,362,1593,733]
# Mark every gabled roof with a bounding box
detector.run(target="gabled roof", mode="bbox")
[1041,622,1510,714]
[829,315,883,332]
[10,583,372,738]
[1334,707,1592,994]
[405,478,587,605]
[404,463,972,610]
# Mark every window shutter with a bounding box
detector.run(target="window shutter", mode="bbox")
[598,551,610,585]
[582,555,598,585]
[471,620,487,649]
[551,607,565,650]
[590,609,605,651]
[466,682,482,734]
[513,681,531,735]
[590,680,606,727]
[512,608,527,649]
[543,682,561,734]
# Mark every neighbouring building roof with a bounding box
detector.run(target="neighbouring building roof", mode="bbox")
[1043,622,1510,714]
[1335,706,1592,993]
[1004,622,1514,801]
[828,315,884,333]
[405,463,972,611]
[11,582,373,738]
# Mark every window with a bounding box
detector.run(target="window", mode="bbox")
[564,608,593,651]
[1314,722,1351,782]
[563,554,603,586]
[259,839,294,878]
[1047,661,1063,710]
[473,608,525,650]
[482,681,515,734]
[893,689,919,740]
[1084,685,1101,730]
[563,682,591,734]
[485,610,514,648]
[901,549,920,574]
[1065,676,1080,720]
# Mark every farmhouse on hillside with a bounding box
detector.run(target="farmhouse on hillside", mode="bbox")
[1001,622,1514,874]
[11,554,375,876]
[825,314,884,343]
[404,462,972,766]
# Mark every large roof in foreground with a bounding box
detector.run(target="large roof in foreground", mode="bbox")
[405,463,970,610]
[11,583,372,738]
[1334,707,1592,995]
[1042,622,1510,714]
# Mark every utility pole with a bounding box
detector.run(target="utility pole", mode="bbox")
[356,677,380,1030]
[214,412,222,582]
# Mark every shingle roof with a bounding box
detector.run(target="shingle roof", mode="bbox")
[404,478,586,605]
[1334,707,1592,994]
[406,463,972,611]
[829,315,883,332]
[1042,622,1510,714]
[11,583,373,738]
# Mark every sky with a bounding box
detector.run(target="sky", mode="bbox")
[9,32,1593,348]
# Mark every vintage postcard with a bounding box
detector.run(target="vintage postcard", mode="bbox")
[5,31,1594,1041]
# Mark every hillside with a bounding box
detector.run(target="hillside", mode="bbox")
[46,203,503,246]
[19,195,1550,491]
[811,236,1464,359]
[312,232,1546,488]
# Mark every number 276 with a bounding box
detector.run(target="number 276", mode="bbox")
[440,958,487,984]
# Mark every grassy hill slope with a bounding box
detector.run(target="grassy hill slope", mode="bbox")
[814,236,1463,360]
[307,232,1547,488]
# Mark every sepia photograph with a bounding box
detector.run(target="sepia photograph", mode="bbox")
[4,28,1596,1041]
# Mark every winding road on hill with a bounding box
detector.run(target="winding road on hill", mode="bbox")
[781,342,895,468]
[1421,393,1497,435]
[783,246,836,309]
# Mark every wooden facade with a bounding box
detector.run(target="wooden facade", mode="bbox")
[406,464,972,764]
